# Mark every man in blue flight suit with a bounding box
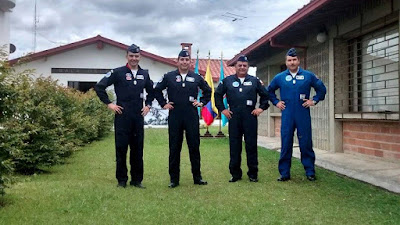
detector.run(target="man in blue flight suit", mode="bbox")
[267,48,326,182]
[155,50,211,188]
[215,55,269,183]
[95,44,154,188]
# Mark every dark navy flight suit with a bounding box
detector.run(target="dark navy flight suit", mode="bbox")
[95,64,154,184]
[215,74,269,180]
[155,70,211,184]
[267,67,326,178]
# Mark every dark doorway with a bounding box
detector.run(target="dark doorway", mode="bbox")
[68,81,97,92]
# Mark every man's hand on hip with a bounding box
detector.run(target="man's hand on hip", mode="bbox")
[276,101,286,110]
[163,102,174,110]
[107,103,123,114]
[221,109,233,119]
[141,105,151,116]
[302,99,315,108]
[251,108,264,116]
[192,100,204,107]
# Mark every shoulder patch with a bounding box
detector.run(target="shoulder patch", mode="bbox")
[105,70,112,78]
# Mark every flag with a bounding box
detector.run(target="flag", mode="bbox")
[201,56,218,126]
[219,54,229,127]
[194,51,202,116]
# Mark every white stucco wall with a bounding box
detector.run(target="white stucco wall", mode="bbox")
[12,42,178,125]
[13,43,176,86]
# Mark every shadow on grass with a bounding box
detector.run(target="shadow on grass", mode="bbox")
[0,195,12,208]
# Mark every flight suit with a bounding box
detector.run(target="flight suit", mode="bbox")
[267,67,326,178]
[154,70,211,184]
[215,74,269,180]
[95,64,154,184]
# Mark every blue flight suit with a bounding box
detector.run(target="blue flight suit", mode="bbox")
[154,70,211,184]
[267,67,326,178]
[95,64,154,184]
[215,74,269,180]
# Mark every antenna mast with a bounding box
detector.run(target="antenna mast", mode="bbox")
[33,0,38,52]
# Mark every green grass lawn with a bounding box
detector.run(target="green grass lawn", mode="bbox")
[1,127,399,225]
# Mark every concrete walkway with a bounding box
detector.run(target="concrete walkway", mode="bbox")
[258,136,400,194]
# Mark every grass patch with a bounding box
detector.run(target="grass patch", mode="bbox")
[1,128,399,224]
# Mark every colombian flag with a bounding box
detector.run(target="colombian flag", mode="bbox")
[201,57,218,126]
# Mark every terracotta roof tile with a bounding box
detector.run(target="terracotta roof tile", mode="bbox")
[170,58,236,82]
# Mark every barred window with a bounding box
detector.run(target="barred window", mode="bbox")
[347,25,399,114]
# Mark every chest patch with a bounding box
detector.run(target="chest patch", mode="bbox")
[232,81,239,87]
[126,73,132,80]
[243,81,252,86]
[296,75,304,80]
[176,75,181,82]
[136,75,144,80]
[285,75,292,82]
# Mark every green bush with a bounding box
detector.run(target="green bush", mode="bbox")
[2,75,69,174]
[0,56,13,195]
[0,54,15,195]
[0,58,113,180]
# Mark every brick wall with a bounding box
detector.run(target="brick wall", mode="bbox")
[274,117,281,137]
[343,121,400,160]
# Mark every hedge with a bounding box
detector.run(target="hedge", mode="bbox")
[0,57,113,195]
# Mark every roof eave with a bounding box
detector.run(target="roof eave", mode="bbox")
[227,0,332,66]
[8,35,178,68]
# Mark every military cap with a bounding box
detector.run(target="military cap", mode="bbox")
[178,49,190,58]
[286,48,297,57]
[237,55,248,62]
[127,44,140,53]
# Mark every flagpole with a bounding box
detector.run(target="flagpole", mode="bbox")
[216,51,226,138]
[201,50,213,138]
[196,49,203,137]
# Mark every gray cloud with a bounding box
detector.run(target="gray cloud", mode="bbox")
[9,0,310,59]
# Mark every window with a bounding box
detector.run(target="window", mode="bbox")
[67,81,97,92]
[347,24,399,113]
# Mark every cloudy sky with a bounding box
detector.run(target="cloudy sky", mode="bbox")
[10,0,310,60]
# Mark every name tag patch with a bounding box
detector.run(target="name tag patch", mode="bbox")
[136,75,144,80]
[243,81,252,86]
[296,75,304,80]
[186,77,195,82]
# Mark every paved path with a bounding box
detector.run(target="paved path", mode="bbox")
[258,136,400,194]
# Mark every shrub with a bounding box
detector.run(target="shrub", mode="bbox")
[0,55,113,192]
[0,54,15,195]
[1,75,69,174]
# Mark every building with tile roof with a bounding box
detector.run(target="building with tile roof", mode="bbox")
[229,0,399,161]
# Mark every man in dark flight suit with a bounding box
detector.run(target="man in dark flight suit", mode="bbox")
[215,55,269,183]
[95,44,154,188]
[155,50,211,188]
